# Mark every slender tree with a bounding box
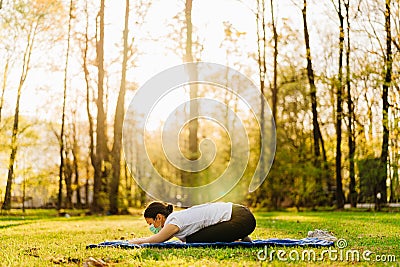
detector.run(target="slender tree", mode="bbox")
[345,0,357,207]
[58,0,74,210]
[64,157,73,208]
[0,58,10,125]
[256,0,267,116]
[270,0,278,122]
[71,119,82,208]
[254,0,269,206]
[82,0,95,209]
[182,0,200,197]
[301,0,325,204]
[335,0,345,209]
[92,0,108,212]
[109,0,129,214]
[379,0,392,207]
[185,0,199,166]
[2,11,39,210]
[270,0,279,208]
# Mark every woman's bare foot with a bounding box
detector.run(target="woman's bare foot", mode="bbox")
[241,236,252,242]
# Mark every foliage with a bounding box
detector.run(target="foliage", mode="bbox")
[1,0,400,211]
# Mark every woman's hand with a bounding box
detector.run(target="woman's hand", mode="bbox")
[128,238,147,244]
[128,224,180,244]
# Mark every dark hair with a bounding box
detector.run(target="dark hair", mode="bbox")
[143,202,173,219]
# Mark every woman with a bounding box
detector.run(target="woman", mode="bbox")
[129,202,256,244]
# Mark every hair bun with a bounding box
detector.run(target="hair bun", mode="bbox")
[167,204,173,213]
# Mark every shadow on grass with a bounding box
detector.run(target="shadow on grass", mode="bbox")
[0,221,33,229]
[0,208,91,221]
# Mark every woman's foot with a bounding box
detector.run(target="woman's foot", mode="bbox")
[241,236,252,242]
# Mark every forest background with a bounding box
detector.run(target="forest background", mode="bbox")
[0,0,399,213]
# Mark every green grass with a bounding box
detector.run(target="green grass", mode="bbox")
[0,209,399,266]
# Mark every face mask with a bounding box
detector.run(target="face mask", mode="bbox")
[149,224,161,234]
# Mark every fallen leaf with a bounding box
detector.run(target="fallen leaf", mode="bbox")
[50,256,68,264]
[83,257,108,267]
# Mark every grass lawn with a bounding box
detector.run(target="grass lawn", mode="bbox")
[0,209,399,266]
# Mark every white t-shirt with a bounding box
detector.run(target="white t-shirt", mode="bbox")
[165,202,233,241]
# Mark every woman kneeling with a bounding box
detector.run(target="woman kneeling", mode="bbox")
[129,202,256,244]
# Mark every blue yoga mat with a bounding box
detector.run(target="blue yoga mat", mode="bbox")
[86,238,334,249]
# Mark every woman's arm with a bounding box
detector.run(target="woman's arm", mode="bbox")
[129,224,179,244]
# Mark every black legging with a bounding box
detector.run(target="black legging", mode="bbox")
[185,204,256,243]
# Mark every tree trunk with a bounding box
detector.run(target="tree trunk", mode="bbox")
[182,0,200,199]
[345,0,357,208]
[391,156,398,202]
[72,150,82,209]
[301,0,324,205]
[85,158,90,209]
[270,0,278,123]
[22,174,26,213]
[72,114,82,209]
[185,0,199,165]
[125,163,132,207]
[379,0,392,207]
[83,0,95,209]
[0,59,9,124]
[2,22,37,210]
[335,0,345,209]
[256,0,269,207]
[65,158,73,209]
[58,0,74,210]
[110,0,130,215]
[270,0,279,209]
[92,0,108,212]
